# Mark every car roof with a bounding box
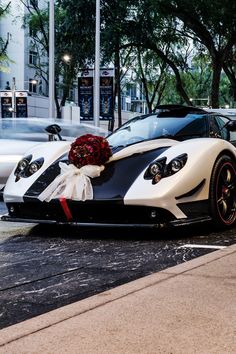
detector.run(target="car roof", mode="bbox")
[155,105,207,117]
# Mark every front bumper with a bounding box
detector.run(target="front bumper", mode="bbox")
[4,199,175,228]
[3,199,211,229]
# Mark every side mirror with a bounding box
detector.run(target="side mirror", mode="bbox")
[226,120,236,132]
[45,124,63,141]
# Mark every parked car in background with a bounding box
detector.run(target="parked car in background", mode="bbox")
[3,105,236,229]
[0,118,107,193]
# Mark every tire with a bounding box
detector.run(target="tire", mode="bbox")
[209,154,236,228]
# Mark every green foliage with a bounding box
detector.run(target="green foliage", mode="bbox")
[150,0,236,107]
[0,2,11,72]
[22,0,96,115]
[21,0,236,113]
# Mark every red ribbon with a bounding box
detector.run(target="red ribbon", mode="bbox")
[59,197,73,221]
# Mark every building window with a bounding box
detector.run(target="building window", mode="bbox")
[29,24,37,37]
[29,50,37,65]
[30,0,38,6]
[29,79,37,93]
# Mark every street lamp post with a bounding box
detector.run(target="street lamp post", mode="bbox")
[94,0,100,127]
[12,77,16,118]
[49,0,55,118]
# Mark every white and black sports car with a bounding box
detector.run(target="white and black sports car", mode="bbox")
[3,105,236,229]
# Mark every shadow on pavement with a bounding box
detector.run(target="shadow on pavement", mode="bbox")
[27,221,226,241]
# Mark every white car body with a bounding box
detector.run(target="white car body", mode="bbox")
[3,137,236,222]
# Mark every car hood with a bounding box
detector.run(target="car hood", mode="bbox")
[23,138,179,201]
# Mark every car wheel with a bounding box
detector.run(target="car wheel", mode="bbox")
[210,155,236,228]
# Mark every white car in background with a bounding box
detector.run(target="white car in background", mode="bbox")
[0,118,107,194]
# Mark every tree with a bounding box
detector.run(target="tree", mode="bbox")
[116,1,194,106]
[55,0,95,116]
[223,46,236,103]
[153,0,236,107]
[0,2,11,72]
[133,47,168,112]
[21,0,95,117]
[101,0,137,127]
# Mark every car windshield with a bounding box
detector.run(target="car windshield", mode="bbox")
[107,113,207,148]
[0,118,107,142]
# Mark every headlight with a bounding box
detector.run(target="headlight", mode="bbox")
[25,158,44,177]
[170,159,182,172]
[149,163,162,176]
[144,154,188,184]
[14,155,32,175]
[17,159,29,171]
[144,157,166,183]
[167,154,188,175]
[28,162,41,174]
[14,156,44,180]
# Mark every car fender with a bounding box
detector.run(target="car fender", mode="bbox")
[4,141,71,203]
[0,139,42,189]
[124,138,236,218]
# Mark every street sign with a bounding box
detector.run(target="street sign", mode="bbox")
[15,91,28,117]
[0,90,28,118]
[0,91,13,118]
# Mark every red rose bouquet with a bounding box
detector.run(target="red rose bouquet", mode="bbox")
[68,134,112,168]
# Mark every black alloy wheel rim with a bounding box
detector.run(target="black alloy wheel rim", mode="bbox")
[216,161,236,225]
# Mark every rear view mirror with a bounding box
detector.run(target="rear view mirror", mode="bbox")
[45,124,63,141]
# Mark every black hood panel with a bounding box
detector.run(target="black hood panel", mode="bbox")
[92,147,168,199]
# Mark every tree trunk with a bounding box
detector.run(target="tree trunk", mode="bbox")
[210,59,222,108]
[171,66,192,105]
[223,64,236,101]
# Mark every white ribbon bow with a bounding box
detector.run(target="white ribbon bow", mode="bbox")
[38,162,104,202]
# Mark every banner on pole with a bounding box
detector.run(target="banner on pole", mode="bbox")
[78,68,114,121]
[100,69,114,120]
[78,69,94,120]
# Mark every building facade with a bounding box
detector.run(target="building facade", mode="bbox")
[0,0,49,117]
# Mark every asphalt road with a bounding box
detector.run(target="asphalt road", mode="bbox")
[1,201,236,330]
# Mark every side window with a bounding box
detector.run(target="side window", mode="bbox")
[215,116,230,140]
[209,116,222,138]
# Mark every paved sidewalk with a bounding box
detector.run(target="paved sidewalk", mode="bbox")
[0,244,235,354]
[0,220,35,237]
